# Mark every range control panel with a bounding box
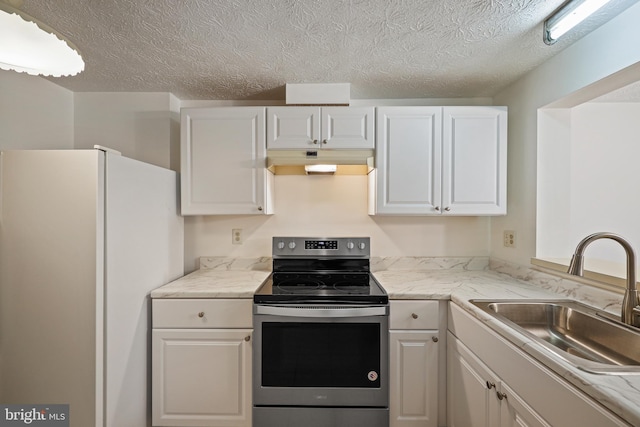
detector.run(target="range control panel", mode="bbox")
[273,237,370,258]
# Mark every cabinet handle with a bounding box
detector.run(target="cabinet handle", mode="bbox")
[444,207,451,212]
[257,206,263,211]
[486,381,495,390]
[322,139,328,144]
[312,139,318,144]
[496,391,507,401]
[197,312,205,318]
[245,335,251,342]
[434,206,441,211]
[432,336,439,343]
[411,313,418,319]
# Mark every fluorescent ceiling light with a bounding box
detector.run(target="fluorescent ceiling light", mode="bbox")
[544,0,613,45]
[304,164,337,175]
[0,2,84,76]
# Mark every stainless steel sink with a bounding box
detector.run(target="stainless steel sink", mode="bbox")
[470,299,640,374]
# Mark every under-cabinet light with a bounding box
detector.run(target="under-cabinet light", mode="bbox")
[304,165,337,175]
[544,0,613,45]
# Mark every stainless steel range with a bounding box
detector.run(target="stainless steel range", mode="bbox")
[253,237,389,427]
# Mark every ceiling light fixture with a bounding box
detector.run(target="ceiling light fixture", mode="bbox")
[0,0,84,76]
[543,0,613,45]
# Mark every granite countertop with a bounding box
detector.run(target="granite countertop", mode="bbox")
[150,256,639,425]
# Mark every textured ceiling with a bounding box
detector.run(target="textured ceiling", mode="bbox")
[15,0,638,100]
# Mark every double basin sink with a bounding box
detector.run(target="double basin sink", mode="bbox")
[470,299,640,374]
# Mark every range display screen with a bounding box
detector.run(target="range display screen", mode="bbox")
[305,240,338,250]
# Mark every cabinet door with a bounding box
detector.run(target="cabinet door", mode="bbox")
[447,332,501,427]
[181,107,271,215]
[375,107,442,214]
[152,329,252,427]
[267,107,320,149]
[390,330,439,427]
[322,107,375,149]
[442,106,507,215]
[499,382,552,427]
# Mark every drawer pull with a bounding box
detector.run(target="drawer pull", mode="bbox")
[197,312,205,318]
[245,335,251,342]
[411,313,418,319]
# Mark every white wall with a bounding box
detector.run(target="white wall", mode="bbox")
[491,1,640,266]
[184,175,489,272]
[73,92,181,170]
[537,102,640,264]
[0,70,73,149]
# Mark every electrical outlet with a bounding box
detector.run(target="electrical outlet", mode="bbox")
[232,228,243,245]
[503,230,516,248]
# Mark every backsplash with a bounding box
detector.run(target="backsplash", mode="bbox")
[198,256,489,272]
[196,255,624,314]
[490,258,624,314]
[370,256,489,272]
[199,257,271,271]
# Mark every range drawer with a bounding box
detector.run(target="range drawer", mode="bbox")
[390,300,439,329]
[152,298,252,328]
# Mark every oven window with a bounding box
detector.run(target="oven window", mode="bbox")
[261,322,381,388]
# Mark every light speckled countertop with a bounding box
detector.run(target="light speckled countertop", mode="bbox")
[150,256,639,426]
[150,269,270,298]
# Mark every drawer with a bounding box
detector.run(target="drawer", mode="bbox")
[390,300,439,330]
[153,298,252,328]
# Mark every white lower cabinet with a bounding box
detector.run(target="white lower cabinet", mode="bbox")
[447,332,549,427]
[152,299,252,427]
[389,300,442,427]
[447,302,630,427]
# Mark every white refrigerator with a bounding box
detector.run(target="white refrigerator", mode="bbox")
[0,148,184,427]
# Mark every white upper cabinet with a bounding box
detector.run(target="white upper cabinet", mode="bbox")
[180,107,273,215]
[372,106,507,216]
[374,107,442,215]
[442,106,507,215]
[267,106,374,150]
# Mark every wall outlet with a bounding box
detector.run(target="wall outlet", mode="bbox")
[503,230,516,248]
[232,228,243,245]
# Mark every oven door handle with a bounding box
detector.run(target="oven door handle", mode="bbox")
[254,305,388,318]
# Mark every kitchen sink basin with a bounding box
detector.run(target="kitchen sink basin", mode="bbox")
[470,299,640,374]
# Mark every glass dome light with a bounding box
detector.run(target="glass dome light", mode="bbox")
[0,2,84,77]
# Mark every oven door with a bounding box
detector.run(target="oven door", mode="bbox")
[253,304,389,408]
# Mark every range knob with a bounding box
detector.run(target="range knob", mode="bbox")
[277,241,285,250]
[288,241,296,249]
[347,241,355,250]
[358,242,366,250]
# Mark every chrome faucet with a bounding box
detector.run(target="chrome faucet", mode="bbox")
[567,232,640,327]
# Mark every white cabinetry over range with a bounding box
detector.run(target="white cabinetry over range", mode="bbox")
[371,106,507,215]
[447,303,630,427]
[152,299,253,427]
[266,106,374,150]
[180,107,273,215]
[389,300,443,427]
